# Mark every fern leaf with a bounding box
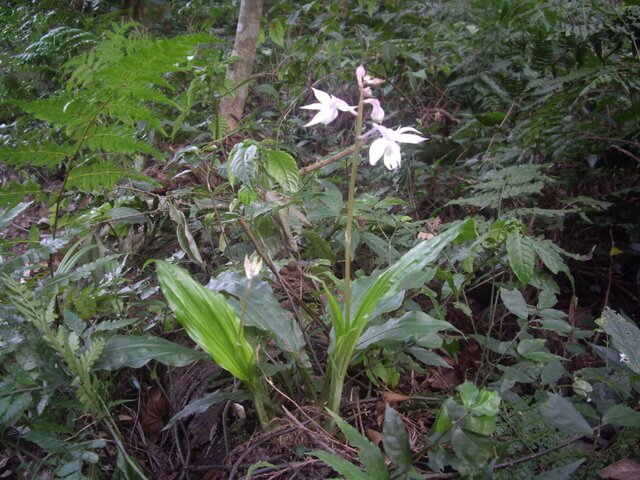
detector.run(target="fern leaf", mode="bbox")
[104,101,165,134]
[0,142,73,167]
[66,161,159,191]
[84,126,162,159]
[0,180,42,209]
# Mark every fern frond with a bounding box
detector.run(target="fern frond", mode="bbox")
[14,26,96,64]
[104,100,165,133]
[0,180,42,209]
[66,160,159,191]
[0,141,73,167]
[84,126,162,159]
[15,95,98,129]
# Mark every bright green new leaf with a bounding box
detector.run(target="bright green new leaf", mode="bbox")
[155,261,257,386]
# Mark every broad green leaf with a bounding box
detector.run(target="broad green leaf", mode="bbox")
[602,405,640,428]
[309,451,369,480]
[356,311,454,351]
[506,231,535,285]
[326,410,389,480]
[265,149,299,192]
[530,237,570,276]
[94,335,207,370]
[227,142,258,186]
[206,271,306,356]
[500,287,529,320]
[269,19,285,47]
[517,339,564,363]
[533,459,585,479]
[596,308,640,374]
[450,426,495,476]
[382,405,414,476]
[164,390,250,430]
[540,393,593,437]
[351,220,475,339]
[111,206,145,225]
[408,347,452,368]
[155,261,257,385]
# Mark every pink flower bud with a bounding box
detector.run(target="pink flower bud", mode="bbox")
[356,65,366,87]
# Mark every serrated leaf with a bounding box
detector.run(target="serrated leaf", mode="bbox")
[264,149,299,192]
[506,231,535,285]
[540,393,593,437]
[500,287,529,320]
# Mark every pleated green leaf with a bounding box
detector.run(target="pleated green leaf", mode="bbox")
[155,260,257,386]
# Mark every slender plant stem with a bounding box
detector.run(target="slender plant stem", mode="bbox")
[327,86,365,419]
[343,89,365,327]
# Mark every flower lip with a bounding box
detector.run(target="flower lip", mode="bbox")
[300,88,356,127]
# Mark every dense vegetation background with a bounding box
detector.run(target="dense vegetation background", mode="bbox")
[1,0,639,478]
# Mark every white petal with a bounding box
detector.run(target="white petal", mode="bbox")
[336,100,357,114]
[304,108,335,127]
[369,138,387,165]
[311,88,332,104]
[395,126,422,135]
[300,102,324,111]
[395,133,427,144]
[372,123,393,140]
[383,141,402,170]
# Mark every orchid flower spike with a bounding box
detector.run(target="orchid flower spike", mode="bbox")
[369,124,428,170]
[364,98,385,124]
[301,88,356,127]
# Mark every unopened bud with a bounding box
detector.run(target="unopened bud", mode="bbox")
[356,65,366,88]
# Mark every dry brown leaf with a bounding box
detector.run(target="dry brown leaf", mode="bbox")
[365,428,382,446]
[382,391,411,403]
[599,458,640,480]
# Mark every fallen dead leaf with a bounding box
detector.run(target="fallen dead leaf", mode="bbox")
[382,391,411,403]
[599,458,640,480]
[365,428,382,446]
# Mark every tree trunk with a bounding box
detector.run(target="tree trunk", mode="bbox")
[218,0,264,132]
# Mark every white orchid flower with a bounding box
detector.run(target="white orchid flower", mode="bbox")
[369,124,427,170]
[620,352,630,364]
[301,88,356,127]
